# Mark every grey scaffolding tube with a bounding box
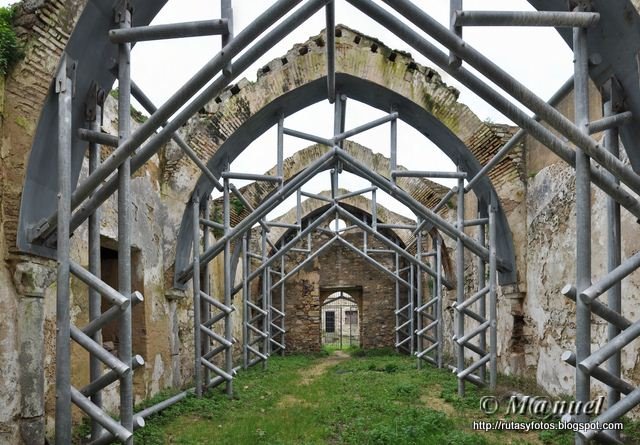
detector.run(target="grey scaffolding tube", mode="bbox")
[346,0,640,220]
[565,77,637,445]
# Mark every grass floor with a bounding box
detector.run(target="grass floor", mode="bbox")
[107,350,632,445]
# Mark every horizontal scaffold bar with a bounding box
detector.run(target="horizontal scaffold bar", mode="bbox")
[454,11,600,28]
[109,19,230,43]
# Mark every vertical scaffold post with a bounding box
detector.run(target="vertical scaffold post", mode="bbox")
[395,252,400,353]
[416,226,423,369]
[87,90,103,441]
[202,199,212,388]
[221,0,233,75]
[325,0,336,103]
[116,2,134,441]
[436,235,443,369]
[261,227,269,370]
[242,233,249,369]
[409,264,415,356]
[223,175,234,396]
[604,80,621,442]
[477,202,486,383]
[55,53,74,445]
[277,114,284,187]
[455,169,465,397]
[390,107,397,178]
[372,188,377,231]
[280,253,286,356]
[334,94,346,149]
[573,9,591,439]
[267,266,273,356]
[192,197,202,397]
[449,0,462,67]
[489,195,497,391]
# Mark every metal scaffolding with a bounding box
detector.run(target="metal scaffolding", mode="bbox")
[36,0,640,443]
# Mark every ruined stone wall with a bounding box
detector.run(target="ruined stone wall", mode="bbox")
[282,227,405,352]
[35,96,186,433]
[4,1,640,443]
[507,75,640,400]
[0,2,223,442]
[0,2,88,443]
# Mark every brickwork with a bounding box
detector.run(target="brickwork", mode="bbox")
[2,0,86,257]
[282,221,407,352]
[168,25,521,218]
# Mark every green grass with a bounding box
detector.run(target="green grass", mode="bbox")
[102,352,602,445]
[77,352,640,444]
[321,341,359,354]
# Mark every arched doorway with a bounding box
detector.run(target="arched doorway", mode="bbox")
[320,290,361,350]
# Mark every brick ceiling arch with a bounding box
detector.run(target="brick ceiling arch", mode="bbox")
[261,188,456,284]
[211,140,450,228]
[173,25,519,284]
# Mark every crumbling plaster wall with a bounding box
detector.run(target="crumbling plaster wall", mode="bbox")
[523,156,640,399]
[33,95,184,436]
[518,75,640,399]
[0,1,218,442]
[0,1,89,443]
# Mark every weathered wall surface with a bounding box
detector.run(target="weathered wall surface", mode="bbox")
[0,1,88,443]
[0,2,234,442]
[523,159,640,399]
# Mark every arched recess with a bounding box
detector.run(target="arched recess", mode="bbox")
[172,26,518,284]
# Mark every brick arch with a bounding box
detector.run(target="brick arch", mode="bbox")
[262,189,456,284]
[173,25,518,284]
[267,189,417,249]
[211,139,455,275]
[215,140,450,228]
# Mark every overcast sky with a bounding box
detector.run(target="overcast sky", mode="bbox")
[5,0,573,220]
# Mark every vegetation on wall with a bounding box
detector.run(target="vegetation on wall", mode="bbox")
[109,88,150,124]
[0,6,22,76]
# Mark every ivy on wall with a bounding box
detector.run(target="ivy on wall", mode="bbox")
[0,6,22,76]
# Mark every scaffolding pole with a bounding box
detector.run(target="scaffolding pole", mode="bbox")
[346,0,640,220]
[455,171,465,397]
[415,226,423,369]
[573,14,591,442]
[488,196,497,390]
[224,176,234,395]
[54,53,74,445]
[116,4,134,442]
[202,199,212,388]
[477,202,486,383]
[436,236,443,369]
[192,198,203,396]
[87,94,103,441]
[604,81,622,442]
